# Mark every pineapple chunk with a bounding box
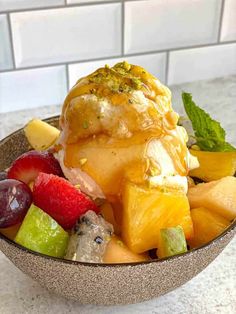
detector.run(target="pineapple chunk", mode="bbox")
[189,149,236,182]
[188,207,230,248]
[188,176,236,221]
[103,236,149,263]
[24,119,60,151]
[122,182,193,253]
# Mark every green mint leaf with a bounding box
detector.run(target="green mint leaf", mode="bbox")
[182,92,236,152]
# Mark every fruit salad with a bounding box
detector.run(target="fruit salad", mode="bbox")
[0,62,235,264]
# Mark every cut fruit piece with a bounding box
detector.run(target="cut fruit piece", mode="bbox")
[0,179,32,228]
[103,236,149,263]
[15,204,69,258]
[7,150,63,184]
[189,149,236,182]
[24,119,60,151]
[65,210,113,263]
[122,182,193,253]
[158,226,187,259]
[188,207,230,248]
[0,223,21,240]
[64,135,149,203]
[33,173,99,229]
[188,176,236,221]
[100,202,121,235]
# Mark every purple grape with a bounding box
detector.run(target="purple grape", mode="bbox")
[0,179,32,228]
[0,171,7,181]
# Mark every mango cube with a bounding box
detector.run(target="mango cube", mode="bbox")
[188,207,230,248]
[103,236,149,263]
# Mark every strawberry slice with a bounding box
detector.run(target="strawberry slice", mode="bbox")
[33,172,99,229]
[7,151,63,184]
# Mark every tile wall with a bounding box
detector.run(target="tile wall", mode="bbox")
[0,0,236,112]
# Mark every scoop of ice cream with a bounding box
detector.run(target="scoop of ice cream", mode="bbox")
[60,61,176,144]
[57,62,198,201]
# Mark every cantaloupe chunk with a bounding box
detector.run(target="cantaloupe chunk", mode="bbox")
[100,202,121,235]
[122,182,193,253]
[24,119,60,151]
[189,149,236,182]
[103,236,149,263]
[0,223,21,240]
[188,176,236,221]
[188,207,230,248]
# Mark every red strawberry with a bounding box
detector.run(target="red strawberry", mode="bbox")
[33,172,99,229]
[7,151,63,184]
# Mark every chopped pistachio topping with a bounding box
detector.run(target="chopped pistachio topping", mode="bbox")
[114,61,131,72]
[87,61,142,94]
[83,120,89,129]
[132,77,142,89]
[79,158,87,166]
[117,240,124,247]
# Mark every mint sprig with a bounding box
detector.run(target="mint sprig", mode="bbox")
[182,92,236,152]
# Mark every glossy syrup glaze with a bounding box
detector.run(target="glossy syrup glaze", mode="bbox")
[59,62,190,202]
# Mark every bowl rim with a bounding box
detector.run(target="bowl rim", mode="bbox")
[0,116,235,268]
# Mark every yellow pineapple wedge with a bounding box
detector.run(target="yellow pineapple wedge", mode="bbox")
[103,236,149,263]
[122,182,193,253]
[188,207,230,248]
[188,176,236,221]
[24,119,60,151]
[189,149,236,182]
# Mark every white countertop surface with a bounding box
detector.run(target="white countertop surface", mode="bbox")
[0,76,235,314]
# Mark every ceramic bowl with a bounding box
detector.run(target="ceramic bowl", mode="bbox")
[0,116,235,305]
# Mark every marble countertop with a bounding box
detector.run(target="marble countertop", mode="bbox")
[0,76,235,314]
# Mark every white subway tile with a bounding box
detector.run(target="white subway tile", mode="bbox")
[0,0,64,12]
[125,0,221,54]
[0,66,67,113]
[67,0,113,3]
[11,4,121,68]
[220,0,236,42]
[168,43,236,85]
[0,14,13,70]
[68,52,166,88]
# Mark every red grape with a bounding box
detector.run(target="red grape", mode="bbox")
[0,179,32,228]
[0,171,7,181]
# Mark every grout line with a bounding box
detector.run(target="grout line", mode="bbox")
[6,14,16,69]
[0,55,122,74]
[217,0,225,43]
[65,64,70,91]
[165,51,169,85]
[0,1,121,15]
[1,40,236,74]
[121,0,125,56]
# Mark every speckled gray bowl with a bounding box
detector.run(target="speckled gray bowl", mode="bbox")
[0,116,235,305]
